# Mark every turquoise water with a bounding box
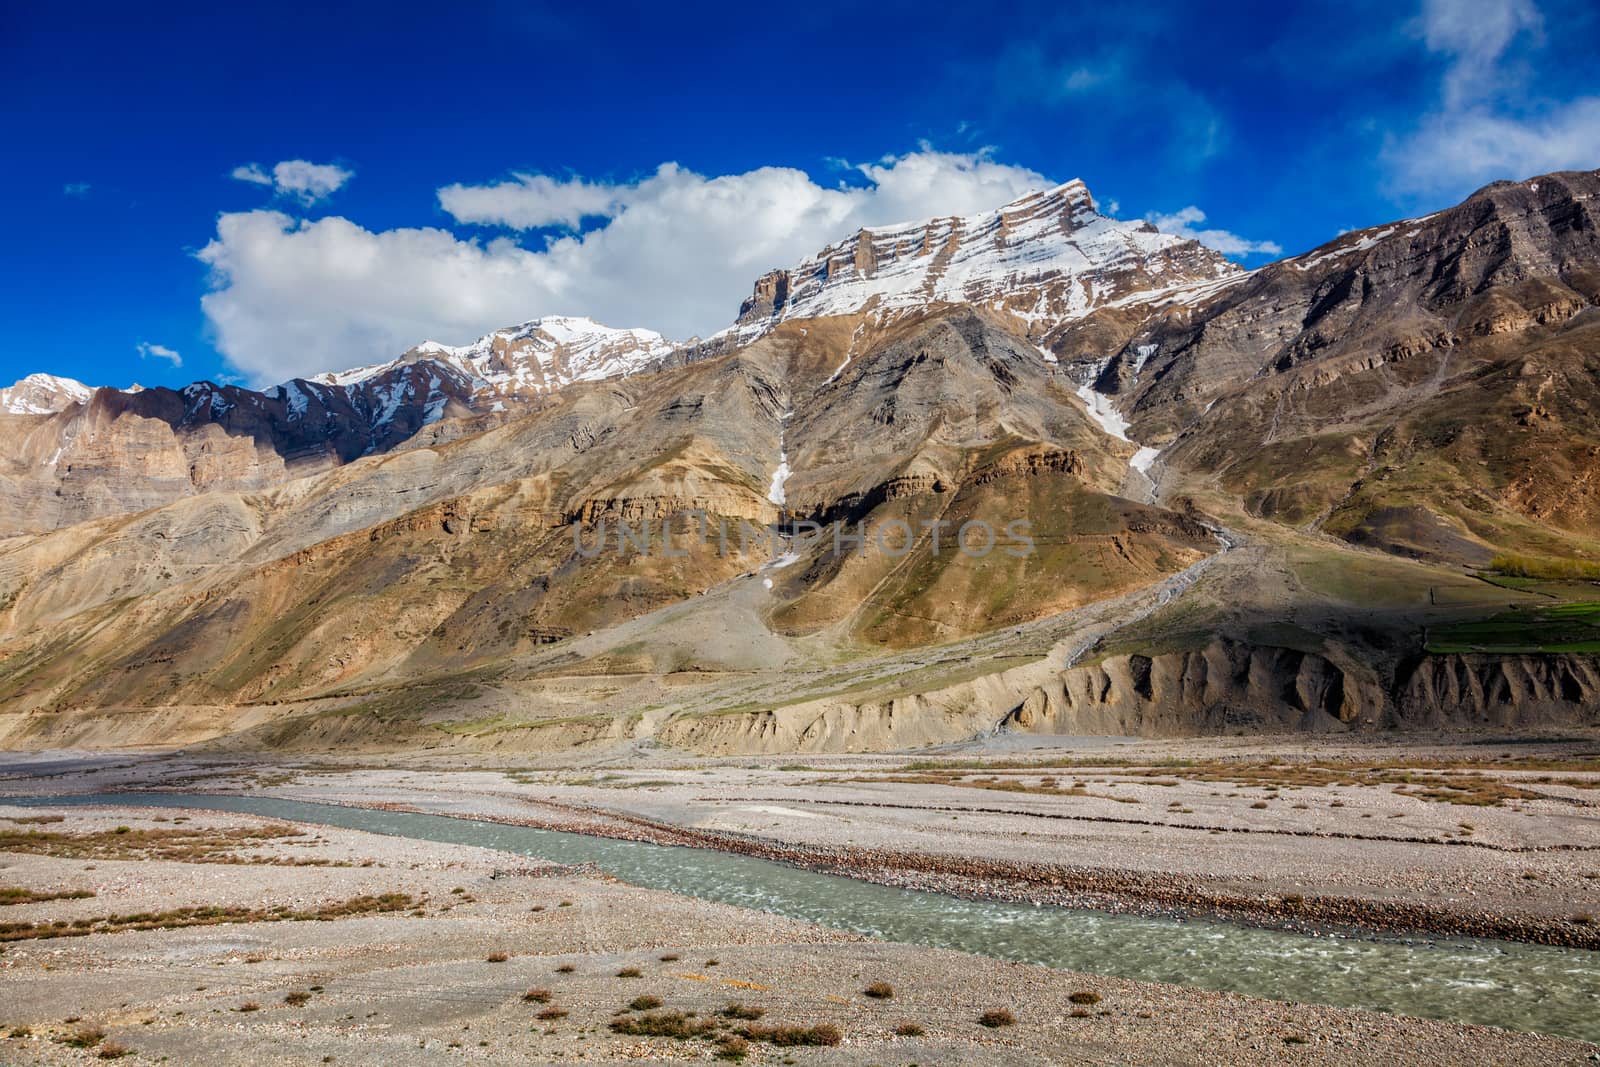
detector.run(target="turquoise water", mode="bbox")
[8,791,1599,1042]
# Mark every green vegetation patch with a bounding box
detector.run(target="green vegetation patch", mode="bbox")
[0,893,413,942]
[1426,601,1600,654]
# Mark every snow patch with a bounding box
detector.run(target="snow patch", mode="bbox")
[1074,374,1133,442]
[767,452,791,506]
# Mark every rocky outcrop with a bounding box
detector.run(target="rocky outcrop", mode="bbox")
[1392,654,1600,728]
[657,668,1034,754]
[1004,638,1376,736]
[737,269,792,322]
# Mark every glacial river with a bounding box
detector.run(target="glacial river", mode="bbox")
[11,791,1600,1043]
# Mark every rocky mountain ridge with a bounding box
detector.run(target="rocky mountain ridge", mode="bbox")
[727,180,1243,346]
[1,168,1598,752]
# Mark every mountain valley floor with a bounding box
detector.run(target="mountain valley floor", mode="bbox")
[2,733,1599,1063]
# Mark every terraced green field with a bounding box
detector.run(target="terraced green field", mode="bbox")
[1426,601,1600,654]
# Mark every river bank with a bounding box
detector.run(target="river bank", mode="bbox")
[2,797,1597,1066]
[10,734,1593,947]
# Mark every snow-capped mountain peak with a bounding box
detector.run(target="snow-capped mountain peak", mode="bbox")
[405,315,676,397]
[0,373,94,414]
[729,179,1243,343]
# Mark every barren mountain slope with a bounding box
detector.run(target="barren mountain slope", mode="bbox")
[1048,169,1600,564]
[0,300,1213,726]
[2,171,1599,752]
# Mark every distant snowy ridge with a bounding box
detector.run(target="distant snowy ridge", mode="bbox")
[0,373,95,414]
[5,180,1246,439]
[404,315,675,396]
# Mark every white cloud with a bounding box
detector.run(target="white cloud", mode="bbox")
[200,149,1054,385]
[137,341,183,368]
[231,159,354,204]
[1144,206,1283,257]
[231,163,273,187]
[1389,100,1600,192]
[438,173,620,229]
[1388,0,1597,195]
[62,182,91,197]
[1418,0,1541,107]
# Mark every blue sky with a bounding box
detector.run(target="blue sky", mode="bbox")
[3,0,1598,390]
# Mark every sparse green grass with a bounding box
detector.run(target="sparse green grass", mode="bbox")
[0,885,95,905]
[1489,554,1600,581]
[870,755,1600,807]
[0,893,413,942]
[0,824,346,866]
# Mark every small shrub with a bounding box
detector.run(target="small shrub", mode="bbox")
[558,900,572,907]
[486,952,509,963]
[715,1034,750,1061]
[1574,913,1594,925]
[978,1009,1015,1028]
[610,1012,719,1039]
[658,953,680,962]
[235,1002,260,1013]
[737,1022,842,1047]
[1068,991,1100,1006]
[894,1021,925,1036]
[1250,801,1269,810]
[705,958,719,966]
[616,966,641,978]
[719,1002,765,1020]
[1489,553,1600,580]
[1284,1034,1310,1045]
[284,991,312,1006]
[59,1026,105,1048]
[536,1006,568,1020]
[628,996,663,1011]
[863,980,894,999]
[523,989,552,1004]
[555,964,576,974]
[98,1041,132,1060]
